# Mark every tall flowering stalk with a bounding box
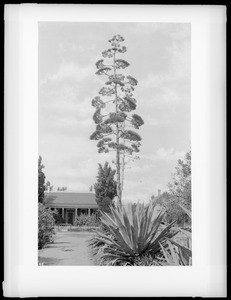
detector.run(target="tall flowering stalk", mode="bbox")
[90,34,144,204]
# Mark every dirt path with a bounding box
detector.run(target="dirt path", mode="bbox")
[38,231,95,266]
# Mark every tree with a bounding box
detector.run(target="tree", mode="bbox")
[94,162,117,214]
[45,181,54,192]
[150,150,191,225]
[152,191,186,225]
[90,34,144,204]
[167,150,191,210]
[38,156,46,203]
[57,186,67,191]
[38,203,56,249]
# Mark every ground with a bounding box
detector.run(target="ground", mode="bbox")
[38,230,95,266]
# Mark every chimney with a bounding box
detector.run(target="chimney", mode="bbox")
[158,189,161,197]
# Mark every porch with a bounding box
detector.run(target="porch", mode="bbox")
[51,207,97,225]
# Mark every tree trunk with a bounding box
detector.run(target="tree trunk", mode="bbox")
[116,143,121,204]
[113,51,121,205]
[120,122,125,199]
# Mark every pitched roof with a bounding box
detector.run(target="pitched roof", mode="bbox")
[44,192,97,208]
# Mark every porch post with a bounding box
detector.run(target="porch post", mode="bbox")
[62,207,64,219]
[66,210,68,224]
[88,208,91,216]
[75,208,77,222]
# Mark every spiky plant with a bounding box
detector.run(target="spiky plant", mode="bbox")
[88,201,178,266]
[159,204,192,265]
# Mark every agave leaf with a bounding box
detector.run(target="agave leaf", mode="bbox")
[106,226,135,255]
[130,224,139,253]
[95,230,122,245]
[123,206,134,248]
[146,210,165,241]
[179,228,192,240]
[131,206,139,250]
[121,209,133,245]
[167,238,192,257]
[139,205,150,241]
[147,220,177,249]
[109,209,134,249]
[173,245,189,265]
[179,204,191,219]
[147,227,178,255]
[138,214,149,251]
[139,207,166,254]
[96,236,132,258]
[166,240,180,264]
[159,242,177,265]
[100,214,117,229]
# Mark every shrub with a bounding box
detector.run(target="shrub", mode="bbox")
[159,205,192,265]
[38,203,56,249]
[152,192,190,226]
[53,210,65,224]
[74,213,100,227]
[88,201,178,266]
[94,162,117,214]
[133,254,162,266]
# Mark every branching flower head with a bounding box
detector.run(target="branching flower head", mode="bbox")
[90,34,144,203]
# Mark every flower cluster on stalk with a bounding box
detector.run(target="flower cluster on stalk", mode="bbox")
[90,34,144,159]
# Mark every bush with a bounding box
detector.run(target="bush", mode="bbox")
[133,254,162,266]
[159,205,192,265]
[38,203,56,249]
[152,192,191,226]
[88,201,178,266]
[94,162,117,214]
[53,211,65,224]
[74,213,100,227]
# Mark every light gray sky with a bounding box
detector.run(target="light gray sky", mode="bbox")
[39,22,190,203]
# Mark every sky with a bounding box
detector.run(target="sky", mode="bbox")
[38,22,191,203]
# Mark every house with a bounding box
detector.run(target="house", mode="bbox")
[44,192,98,225]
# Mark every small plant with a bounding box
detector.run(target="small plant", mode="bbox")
[38,203,56,249]
[159,204,192,265]
[89,201,178,266]
[53,210,65,224]
[133,254,162,266]
[74,213,100,227]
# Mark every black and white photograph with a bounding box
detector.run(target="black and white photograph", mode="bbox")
[38,22,191,266]
[4,4,226,297]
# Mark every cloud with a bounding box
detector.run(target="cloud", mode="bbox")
[39,23,191,198]
[58,41,96,55]
[129,23,190,39]
[122,179,164,203]
[137,35,190,108]
[40,62,94,85]
[141,147,185,163]
[140,49,190,88]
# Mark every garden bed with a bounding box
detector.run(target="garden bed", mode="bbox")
[68,225,100,232]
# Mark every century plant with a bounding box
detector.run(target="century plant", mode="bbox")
[88,201,178,266]
[90,34,144,204]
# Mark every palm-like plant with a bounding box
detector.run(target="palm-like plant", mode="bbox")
[89,201,178,265]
